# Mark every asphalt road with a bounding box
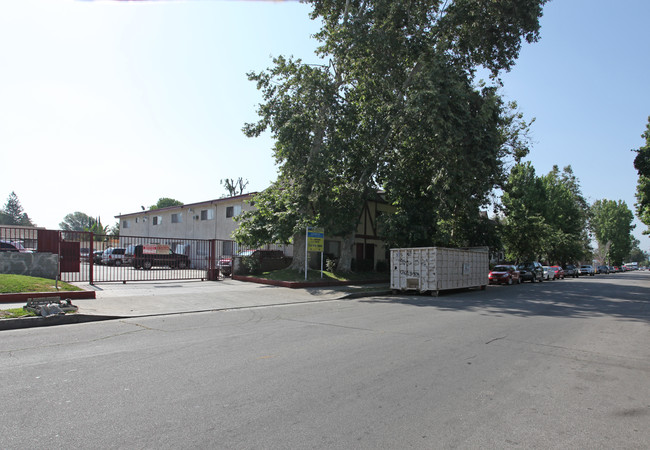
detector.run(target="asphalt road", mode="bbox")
[1,273,648,449]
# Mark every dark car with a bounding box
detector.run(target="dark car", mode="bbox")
[489,265,521,285]
[219,249,286,276]
[596,265,609,274]
[0,240,30,252]
[80,247,90,261]
[93,250,104,264]
[516,261,544,283]
[0,240,21,252]
[564,264,578,278]
[125,244,191,270]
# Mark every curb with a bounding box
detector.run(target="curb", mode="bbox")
[0,314,119,331]
[0,290,96,304]
[0,290,393,331]
[232,275,389,288]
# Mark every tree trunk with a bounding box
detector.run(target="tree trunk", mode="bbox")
[337,232,355,272]
[289,231,307,272]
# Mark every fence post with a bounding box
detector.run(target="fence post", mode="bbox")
[89,232,94,285]
[208,239,217,280]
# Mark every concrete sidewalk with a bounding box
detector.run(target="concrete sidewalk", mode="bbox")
[1,279,391,329]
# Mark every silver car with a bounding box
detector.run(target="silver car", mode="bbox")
[578,265,595,276]
[102,247,126,266]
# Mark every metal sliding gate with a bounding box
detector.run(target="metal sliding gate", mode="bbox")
[55,232,230,284]
[2,226,292,284]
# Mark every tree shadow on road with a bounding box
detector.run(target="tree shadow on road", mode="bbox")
[359,275,650,323]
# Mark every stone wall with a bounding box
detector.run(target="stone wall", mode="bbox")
[0,252,59,279]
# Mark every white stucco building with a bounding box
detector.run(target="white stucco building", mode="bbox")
[116,192,394,270]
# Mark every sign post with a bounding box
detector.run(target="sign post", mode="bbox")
[305,227,325,281]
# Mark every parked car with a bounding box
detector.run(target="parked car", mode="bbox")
[0,240,31,252]
[489,265,521,285]
[550,266,565,279]
[543,266,554,281]
[1,240,21,252]
[578,265,595,276]
[516,261,544,283]
[219,249,286,276]
[102,247,126,266]
[596,265,609,274]
[564,264,578,278]
[217,255,233,276]
[125,244,191,270]
[93,250,104,264]
[80,247,90,261]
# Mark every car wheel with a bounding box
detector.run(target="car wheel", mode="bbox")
[178,261,188,269]
[517,277,521,284]
[143,260,153,270]
[507,277,513,285]
[115,260,122,266]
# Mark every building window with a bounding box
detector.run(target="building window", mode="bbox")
[200,209,214,220]
[226,205,242,218]
[153,216,162,226]
[122,220,130,229]
[171,213,182,224]
[135,217,139,223]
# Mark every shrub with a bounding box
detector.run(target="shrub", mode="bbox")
[241,256,262,275]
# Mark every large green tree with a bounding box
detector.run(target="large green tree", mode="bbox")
[633,116,650,235]
[539,165,590,264]
[0,192,34,226]
[626,239,647,265]
[590,199,635,266]
[59,212,106,233]
[150,198,183,210]
[238,0,548,271]
[500,162,550,262]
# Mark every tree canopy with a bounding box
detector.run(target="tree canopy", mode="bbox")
[237,0,548,271]
[590,199,635,266]
[499,164,590,264]
[150,198,183,210]
[0,192,34,226]
[539,165,590,264]
[500,162,549,262]
[59,212,107,234]
[633,116,650,235]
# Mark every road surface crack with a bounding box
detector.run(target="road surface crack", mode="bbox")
[485,335,507,344]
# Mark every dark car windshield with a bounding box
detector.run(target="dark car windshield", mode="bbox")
[492,266,510,271]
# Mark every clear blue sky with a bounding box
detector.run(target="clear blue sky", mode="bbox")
[1,0,649,252]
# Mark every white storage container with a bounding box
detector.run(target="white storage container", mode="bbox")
[390,247,489,296]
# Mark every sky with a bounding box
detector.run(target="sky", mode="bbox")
[1,0,649,252]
